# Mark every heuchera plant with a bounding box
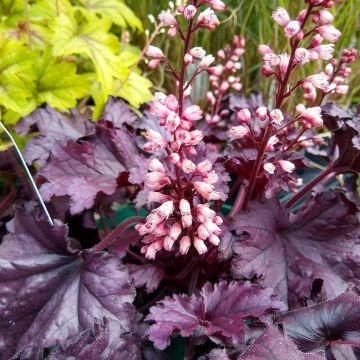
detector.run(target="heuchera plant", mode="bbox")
[0,0,360,359]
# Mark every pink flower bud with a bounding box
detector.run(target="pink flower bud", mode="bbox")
[196,160,213,175]
[148,158,165,173]
[199,54,215,68]
[285,21,301,38]
[258,44,273,55]
[208,234,220,246]
[194,237,207,254]
[270,109,284,125]
[261,65,274,77]
[208,0,225,12]
[335,85,349,94]
[169,222,182,241]
[181,159,196,174]
[203,219,221,235]
[164,95,179,111]
[228,125,250,139]
[265,135,279,151]
[184,5,197,19]
[168,27,177,37]
[148,192,171,203]
[310,34,323,47]
[193,181,221,200]
[146,45,165,59]
[232,83,243,91]
[278,160,295,173]
[196,204,215,221]
[183,105,203,121]
[272,7,291,27]
[318,10,334,24]
[179,199,192,228]
[198,224,210,240]
[296,104,323,127]
[294,48,311,64]
[325,63,334,76]
[165,112,181,132]
[237,108,251,124]
[264,162,276,174]
[263,53,280,66]
[203,170,219,185]
[189,130,205,145]
[317,25,341,42]
[158,11,177,26]
[256,106,268,120]
[144,130,167,151]
[145,171,170,190]
[197,8,220,31]
[214,215,223,225]
[184,53,193,64]
[306,73,329,89]
[297,9,307,22]
[179,236,191,255]
[207,65,223,76]
[279,53,290,76]
[148,59,161,69]
[311,44,335,60]
[190,47,206,59]
[155,200,174,219]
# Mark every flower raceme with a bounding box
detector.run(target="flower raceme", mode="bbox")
[138,1,224,259]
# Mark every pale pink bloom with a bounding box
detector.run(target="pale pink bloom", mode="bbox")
[194,237,207,254]
[144,130,167,151]
[285,20,301,38]
[196,204,215,222]
[190,47,206,59]
[148,59,161,69]
[323,83,337,94]
[169,222,182,241]
[207,65,223,76]
[318,10,334,24]
[148,191,171,203]
[180,199,192,228]
[263,53,280,67]
[144,243,159,260]
[193,181,221,200]
[153,92,166,103]
[258,44,273,55]
[335,85,349,94]
[150,100,171,118]
[158,11,177,26]
[208,234,220,246]
[334,76,344,84]
[256,106,268,120]
[203,219,221,235]
[196,160,212,175]
[163,236,175,251]
[237,108,251,123]
[189,130,204,145]
[197,8,220,31]
[311,44,334,60]
[303,89,317,103]
[272,7,291,27]
[278,160,295,173]
[296,104,323,127]
[145,213,164,233]
[199,54,215,68]
[279,53,290,76]
[264,162,276,174]
[179,235,191,255]
[310,34,323,47]
[155,200,174,219]
[270,109,284,125]
[317,25,341,42]
[148,158,165,173]
[325,63,334,76]
[232,83,243,91]
[198,224,210,240]
[164,94,179,111]
[203,170,218,185]
[146,45,165,59]
[168,153,180,164]
[294,48,311,64]
[184,53,193,64]
[184,5,197,19]
[165,112,181,132]
[145,171,170,190]
[306,73,329,90]
[168,27,177,37]
[207,91,216,106]
[181,159,196,174]
[266,135,279,151]
[261,65,274,77]
[208,0,225,12]
[228,125,250,139]
[183,105,203,122]
[214,215,223,225]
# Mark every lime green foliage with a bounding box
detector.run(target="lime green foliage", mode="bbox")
[128,0,360,106]
[0,0,152,124]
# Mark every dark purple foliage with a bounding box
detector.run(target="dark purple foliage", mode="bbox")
[230,193,360,306]
[0,208,137,360]
[146,281,285,350]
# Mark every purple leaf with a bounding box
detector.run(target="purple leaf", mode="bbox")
[275,292,360,356]
[101,97,138,127]
[239,326,325,360]
[231,193,360,306]
[48,318,141,360]
[146,281,285,350]
[0,208,137,359]
[15,106,94,166]
[128,263,164,293]
[38,121,143,214]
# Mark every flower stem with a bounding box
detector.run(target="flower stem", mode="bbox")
[329,339,360,347]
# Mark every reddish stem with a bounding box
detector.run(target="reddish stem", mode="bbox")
[285,165,335,208]
[329,339,360,347]
[94,216,144,252]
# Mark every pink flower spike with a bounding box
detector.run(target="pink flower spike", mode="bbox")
[272,7,291,27]
[194,237,208,254]
[317,25,341,42]
[146,45,165,59]
[190,47,206,59]
[158,11,177,26]
[294,48,311,64]
[264,163,276,175]
[181,159,196,174]
[184,5,197,19]
[270,109,284,125]
[183,105,203,121]
[237,108,251,124]
[179,236,191,255]
[228,125,250,139]
[148,158,165,173]
[278,160,295,173]
[285,21,301,38]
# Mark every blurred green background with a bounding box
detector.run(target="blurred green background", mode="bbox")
[126,0,360,107]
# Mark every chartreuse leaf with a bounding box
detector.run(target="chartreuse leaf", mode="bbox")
[78,0,143,30]
[51,11,122,94]
[29,0,72,19]
[0,36,36,118]
[33,48,91,110]
[0,0,24,29]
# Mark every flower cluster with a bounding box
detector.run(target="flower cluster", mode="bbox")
[206,35,245,125]
[138,0,225,259]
